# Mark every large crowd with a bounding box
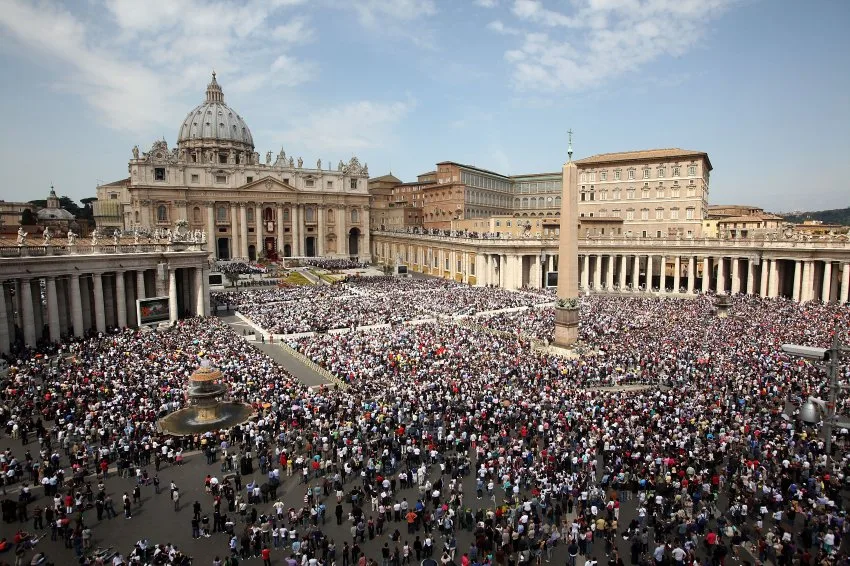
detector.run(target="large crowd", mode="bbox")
[0,283,848,566]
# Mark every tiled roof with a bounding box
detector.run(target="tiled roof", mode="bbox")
[99,177,130,187]
[574,148,710,169]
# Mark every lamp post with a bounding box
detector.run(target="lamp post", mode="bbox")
[782,331,850,457]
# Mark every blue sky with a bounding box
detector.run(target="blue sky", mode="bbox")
[0,0,847,212]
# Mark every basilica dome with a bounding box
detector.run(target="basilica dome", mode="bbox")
[176,72,254,151]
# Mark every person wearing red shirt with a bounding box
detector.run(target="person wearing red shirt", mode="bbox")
[262,545,271,565]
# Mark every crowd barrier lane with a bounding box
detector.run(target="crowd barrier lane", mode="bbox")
[277,341,348,389]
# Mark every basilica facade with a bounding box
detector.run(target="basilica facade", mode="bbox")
[94,73,371,261]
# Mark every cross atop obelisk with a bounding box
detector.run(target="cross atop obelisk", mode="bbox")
[567,129,573,162]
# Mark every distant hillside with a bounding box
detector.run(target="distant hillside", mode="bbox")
[782,207,850,226]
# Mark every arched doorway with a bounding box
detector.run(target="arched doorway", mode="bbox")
[217,237,230,260]
[305,237,316,257]
[348,228,360,258]
[284,244,292,257]
[248,245,256,261]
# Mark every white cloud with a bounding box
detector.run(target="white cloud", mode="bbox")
[279,97,417,153]
[487,20,520,35]
[352,0,437,27]
[475,0,499,7]
[500,0,736,92]
[0,0,316,135]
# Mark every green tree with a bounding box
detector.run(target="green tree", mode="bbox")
[20,209,37,225]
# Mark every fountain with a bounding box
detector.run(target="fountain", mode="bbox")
[158,359,254,436]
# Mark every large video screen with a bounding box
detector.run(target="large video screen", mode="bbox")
[208,273,223,286]
[137,296,170,325]
[546,272,558,287]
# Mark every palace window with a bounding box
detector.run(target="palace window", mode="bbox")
[628,170,635,180]
[157,205,168,222]
[614,170,621,180]
[672,187,680,198]
[688,165,696,176]
[627,189,635,199]
[600,172,607,181]
[641,189,649,199]
[672,166,680,177]
[641,209,649,220]
[643,169,650,179]
[686,207,695,220]
[655,208,664,220]
[670,208,679,220]
[350,179,358,189]
[155,168,165,181]
[658,167,665,178]
[626,209,635,220]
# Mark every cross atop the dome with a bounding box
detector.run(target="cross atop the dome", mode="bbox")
[212,70,216,81]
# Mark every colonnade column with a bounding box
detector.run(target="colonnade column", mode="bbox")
[292,205,301,257]
[730,258,740,294]
[822,262,832,302]
[70,275,83,338]
[716,257,726,294]
[619,255,627,290]
[581,255,590,291]
[592,255,602,290]
[800,261,812,302]
[632,256,640,290]
[686,257,695,294]
[92,273,106,333]
[769,259,780,298]
[168,268,178,323]
[792,260,802,302]
[230,204,239,259]
[701,257,710,293]
[20,278,35,346]
[659,255,667,292]
[46,276,61,343]
[606,255,615,291]
[206,205,215,257]
[673,256,681,293]
[646,255,653,291]
[746,259,756,295]
[760,259,770,298]
[115,271,127,328]
[31,280,43,341]
[0,285,9,354]
[362,208,371,261]
[195,267,206,316]
[239,204,249,259]
[840,263,850,304]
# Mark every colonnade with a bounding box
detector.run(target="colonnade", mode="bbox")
[0,249,210,354]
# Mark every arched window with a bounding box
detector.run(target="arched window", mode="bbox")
[521,197,528,208]
[264,207,274,221]
[351,209,359,223]
[157,205,167,222]
[217,206,227,221]
[305,207,315,222]
[554,196,562,207]
[193,206,201,223]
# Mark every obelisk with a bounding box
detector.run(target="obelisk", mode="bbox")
[554,131,580,347]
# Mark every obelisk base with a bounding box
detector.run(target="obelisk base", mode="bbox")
[553,307,579,347]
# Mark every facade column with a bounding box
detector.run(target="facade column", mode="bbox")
[292,205,301,257]
[606,255,615,291]
[362,208,371,261]
[239,204,249,259]
[57,279,69,336]
[581,255,590,290]
[800,260,812,302]
[46,276,61,343]
[70,275,83,337]
[136,270,146,301]
[673,256,681,293]
[746,258,756,295]
[92,273,106,333]
[632,255,640,290]
[592,255,602,290]
[317,203,326,256]
[255,203,263,258]
[769,259,780,298]
[21,278,36,347]
[686,256,695,294]
[822,261,832,302]
[619,255,627,290]
[792,260,802,302]
[115,271,127,328]
[0,285,9,354]
[31,280,43,342]
[276,205,285,257]
[646,255,653,291]
[340,206,348,257]
[195,267,206,316]
[730,257,740,294]
[168,268,178,323]
[840,263,849,304]
[716,257,726,294]
[659,255,667,292]
[701,257,710,293]
[206,204,215,257]
[230,204,239,259]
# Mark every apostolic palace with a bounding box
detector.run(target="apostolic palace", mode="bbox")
[0,73,848,355]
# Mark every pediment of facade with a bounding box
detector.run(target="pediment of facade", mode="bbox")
[240,176,299,193]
